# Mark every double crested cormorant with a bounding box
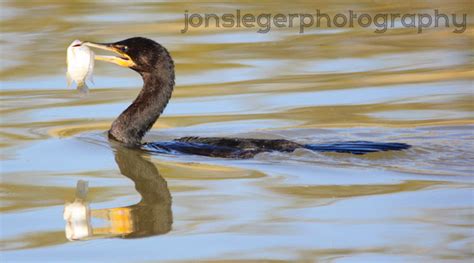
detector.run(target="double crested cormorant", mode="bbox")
[82,37,410,158]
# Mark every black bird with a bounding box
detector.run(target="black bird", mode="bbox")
[82,37,410,158]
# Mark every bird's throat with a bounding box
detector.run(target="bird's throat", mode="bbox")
[109,66,175,146]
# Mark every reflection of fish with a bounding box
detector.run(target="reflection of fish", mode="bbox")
[63,180,91,241]
[67,40,94,93]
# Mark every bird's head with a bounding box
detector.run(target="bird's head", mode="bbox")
[82,37,170,74]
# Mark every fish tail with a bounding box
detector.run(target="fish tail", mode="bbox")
[76,81,89,94]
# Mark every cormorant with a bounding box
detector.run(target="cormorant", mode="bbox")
[81,37,410,158]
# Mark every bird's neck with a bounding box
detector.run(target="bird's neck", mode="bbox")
[109,64,175,146]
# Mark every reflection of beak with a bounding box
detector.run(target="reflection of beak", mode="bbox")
[92,207,134,235]
[82,41,135,68]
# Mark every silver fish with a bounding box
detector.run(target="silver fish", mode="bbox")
[67,40,95,93]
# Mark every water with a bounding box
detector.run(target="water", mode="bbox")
[1,1,473,262]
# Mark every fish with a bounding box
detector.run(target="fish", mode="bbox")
[67,40,95,93]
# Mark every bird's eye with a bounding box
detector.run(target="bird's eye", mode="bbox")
[117,45,128,52]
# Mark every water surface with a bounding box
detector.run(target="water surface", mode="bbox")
[1,1,473,262]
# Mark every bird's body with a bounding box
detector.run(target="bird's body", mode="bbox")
[78,37,410,158]
[146,137,302,159]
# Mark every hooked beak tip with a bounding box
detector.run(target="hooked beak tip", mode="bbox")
[82,41,135,68]
[82,41,115,51]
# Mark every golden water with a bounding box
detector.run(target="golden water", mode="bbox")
[1,1,473,261]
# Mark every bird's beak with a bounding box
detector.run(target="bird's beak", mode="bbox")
[82,42,136,68]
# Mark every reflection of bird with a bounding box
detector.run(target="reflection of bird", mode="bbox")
[64,144,172,240]
[114,145,172,238]
[82,37,410,158]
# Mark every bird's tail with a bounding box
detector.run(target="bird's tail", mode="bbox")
[304,141,411,155]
